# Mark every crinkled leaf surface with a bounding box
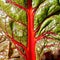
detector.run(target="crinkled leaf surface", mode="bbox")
[33,0,60,60]
[0,0,60,60]
[34,0,60,29]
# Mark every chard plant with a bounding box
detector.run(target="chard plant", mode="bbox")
[0,0,60,60]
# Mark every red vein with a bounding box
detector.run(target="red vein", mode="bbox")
[36,31,57,42]
[16,45,26,59]
[6,0,27,12]
[5,32,27,59]
[34,25,40,34]
[45,31,57,36]
[34,23,42,35]
[5,32,27,51]
[44,36,54,40]
[36,35,45,42]
[45,43,60,48]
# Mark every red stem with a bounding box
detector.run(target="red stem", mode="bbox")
[27,0,36,60]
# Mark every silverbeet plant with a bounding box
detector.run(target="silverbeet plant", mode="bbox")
[0,0,60,60]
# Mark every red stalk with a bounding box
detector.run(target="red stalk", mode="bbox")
[26,0,36,60]
[27,8,36,60]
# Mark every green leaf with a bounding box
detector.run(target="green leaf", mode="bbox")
[36,14,60,41]
[32,0,45,8]
[34,0,60,29]
[0,10,27,46]
[0,0,27,25]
